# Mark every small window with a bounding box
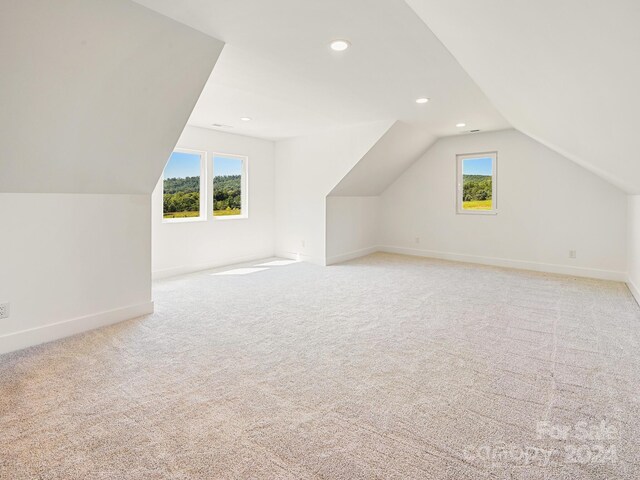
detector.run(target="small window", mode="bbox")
[213,154,247,218]
[162,149,206,222]
[457,152,497,214]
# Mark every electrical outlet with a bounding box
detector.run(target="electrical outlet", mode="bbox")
[569,250,577,259]
[415,237,421,244]
[0,302,9,320]
[301,239,306,248]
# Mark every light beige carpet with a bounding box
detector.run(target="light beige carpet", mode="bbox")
[1,253,640,479]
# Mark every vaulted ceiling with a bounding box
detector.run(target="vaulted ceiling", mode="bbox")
[4,0,637,196]
[133,0,508,140]
[405,0,640,193]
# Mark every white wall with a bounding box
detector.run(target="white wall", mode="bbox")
[628,195,640,301]
[326,197,380,264]
[379,129,627,280]
[0,1,225,354]
[275,121,392,265]
[152,126,275,278]
[0,0,223,194]
[329,122,436,196]
[0,194,152,354]
[323,122,434,266]
[405,0,640,194]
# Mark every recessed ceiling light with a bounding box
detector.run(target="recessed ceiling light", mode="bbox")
[456,123,466,127]
[330,40,351,51]
[415,98,430,104]
[240,117,252,122]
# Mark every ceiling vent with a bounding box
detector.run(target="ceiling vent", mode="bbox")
[211,123,233,128]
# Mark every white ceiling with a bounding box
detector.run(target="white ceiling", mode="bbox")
[330,121,436,196]
[133,0,509,140]
[405,0,640,193]
[0,0,222,194]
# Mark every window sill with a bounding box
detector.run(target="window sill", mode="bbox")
[213,215,249,221]
[162,216,207,224]
[456,210,498,216]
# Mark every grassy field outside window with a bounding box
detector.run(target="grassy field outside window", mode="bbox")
[457,152,497,214]
[163,150,206,221]
[213,154,246,218]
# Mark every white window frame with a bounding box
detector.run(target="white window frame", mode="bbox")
[162,148,207,223]
[456,151,498,215]
[212,152,249,220]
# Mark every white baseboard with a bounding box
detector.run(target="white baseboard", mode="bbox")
[378,245,626,282]
[153,252,275,280]
[276,250,309,261]
[627,278,640,306]
[326,246,379,266]
[0,301,154,355]
[276,250,327,266]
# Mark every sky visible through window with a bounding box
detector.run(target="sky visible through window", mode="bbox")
[214,156,243,176]
[463,156,492,175]
[213,155,243,216]
[163,151,202,220]
[461,155,494,212]
[164,151,201,179]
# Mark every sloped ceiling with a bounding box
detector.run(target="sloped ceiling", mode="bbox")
[0,0,224,194]
[405,0,640,193]
[329,122,436,196]
[133,0,509,140]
